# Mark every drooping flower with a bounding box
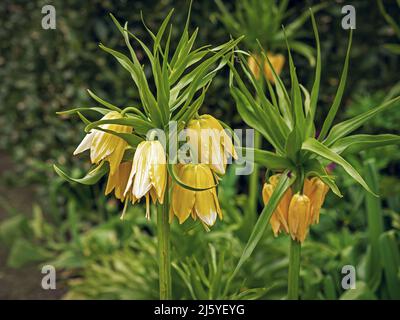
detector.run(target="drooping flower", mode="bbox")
[105,161,132,202]
[263,174,329,242]
[73,111,132,175]
[303,177,329,224]
[171,164,222,227]
[186,114,237,175]
[288,193,311,243]
[247,53,285,83]
[262,174,292,236]
[124,140,167,219]
[263,53,285,83]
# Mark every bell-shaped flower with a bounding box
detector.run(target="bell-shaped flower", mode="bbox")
[105,161,132,202]
[288,194,311,243]
[248,53,285,83]
[124,140,167,219]
[171,164,222,227]
[74,111,132,175]
[185,114,237,175]
[303,177,329,224]
[262,174,292,236]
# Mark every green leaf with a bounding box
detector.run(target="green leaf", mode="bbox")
[84,117,154,136]
[285,126,303,162]
[331,134,400,155]
[167,163,216,192]
[383,43,400,55]
[324,96,400,146]
[302,138,376,195]
[87,89,122,112]
[7,239,52,268]
[364,159,383,291]
[56,107,110,116]
[92,127,144,148]
[239,147,293,170]
[303,158,342,197]
[232,170,296,278]
[379,231,400,299]
[319,30,353,141]
[307,10,321,134]
[53,161,109,185]
[284,31,305,133]
[340,281,377,300]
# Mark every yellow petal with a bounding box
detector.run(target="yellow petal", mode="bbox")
[248,54,261,79]
[149,141,167,204]
[171,165,196,224]
[74,131,95,155]
[288,194,311,243]
[264,53,285,83]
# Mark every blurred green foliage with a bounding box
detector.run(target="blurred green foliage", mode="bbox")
[0,0,399,299]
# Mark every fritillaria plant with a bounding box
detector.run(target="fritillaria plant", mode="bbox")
[55,7,241,300]
[228,11,400,299]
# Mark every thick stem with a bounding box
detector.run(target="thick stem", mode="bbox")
[288,238,301,299]
[157,187,172,300]
[247,130,261,226]
[287,172,304,300]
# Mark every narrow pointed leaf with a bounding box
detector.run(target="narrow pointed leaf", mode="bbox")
[53,162,108,185]
[302,138,376,195]
[324,96,400,146]
[319,30,353,140]
[232,170,296,277]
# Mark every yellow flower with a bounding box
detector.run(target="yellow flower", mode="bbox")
[263,53,285,84]
[248,54,262,79]
[105,161,132,202]
[288,194,311,243]
[186,114,237,175]
[247,52,285,83]
[262,174,292,236]
[74,111,132,175]
[124,140,167,219]
[171,164,222,227]
[303,177,329,224]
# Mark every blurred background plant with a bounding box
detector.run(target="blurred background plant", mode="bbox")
[0,0,399,299]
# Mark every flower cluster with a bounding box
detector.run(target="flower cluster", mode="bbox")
[73,111,236,227]
[262,174,329,243]
[57,10,241,229]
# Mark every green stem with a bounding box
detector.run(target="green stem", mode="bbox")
[287,172,304,300]
[247,130,261,225]
[288,238,301,299]
[157,186,172,300]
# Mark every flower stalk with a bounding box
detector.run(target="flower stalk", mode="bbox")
[157,183,172,300]
[288,238,301,299]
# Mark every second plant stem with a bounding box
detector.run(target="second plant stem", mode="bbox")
[288,238,301,299]
[287,173,304,300]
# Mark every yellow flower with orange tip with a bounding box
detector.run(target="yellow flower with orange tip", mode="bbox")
[247,52,285,83]
[171,164,222,227]
[105,161,132,202]
[262,174,292,236]
[288,194,311,243]
[124,140,167,219]
[73,111,132,175]
[303,177,329,224]
[186,114,237,175]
